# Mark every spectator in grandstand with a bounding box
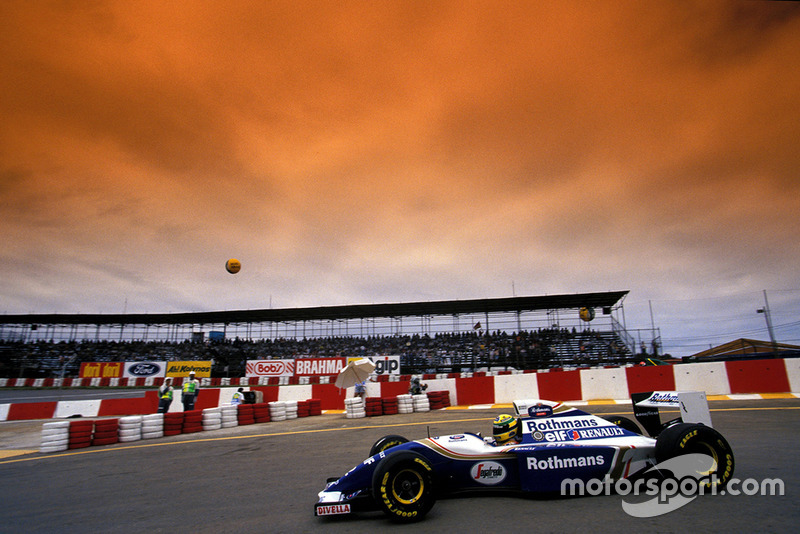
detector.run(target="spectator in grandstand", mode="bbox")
[231,387,245,405]
[409,377,427,395]
[182,371,200,411]
[157,377,173,413]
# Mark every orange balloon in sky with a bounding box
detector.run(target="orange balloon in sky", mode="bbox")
[225,258,241,274]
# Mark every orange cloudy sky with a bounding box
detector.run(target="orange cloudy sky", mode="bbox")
[1,1,799,355]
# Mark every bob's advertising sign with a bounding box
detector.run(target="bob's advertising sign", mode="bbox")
[166,361,212,378]
[245,359,295,377]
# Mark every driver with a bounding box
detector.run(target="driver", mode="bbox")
[492,414,522,446]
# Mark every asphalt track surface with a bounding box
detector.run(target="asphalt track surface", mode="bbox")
[1,399,798,533]
[0,388,153,404]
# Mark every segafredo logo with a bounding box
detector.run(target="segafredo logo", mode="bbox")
[471,461,506,485]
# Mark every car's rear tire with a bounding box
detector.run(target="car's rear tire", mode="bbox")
[369,435,409,457]
[372,451,436,522]
[655,423,734,488]
[602,415,641,434]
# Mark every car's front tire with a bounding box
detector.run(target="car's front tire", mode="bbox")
[372,451,436,522]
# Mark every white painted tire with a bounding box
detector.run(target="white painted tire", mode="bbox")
[40,443,69,453]
[271,414,287,422]
[118,435,142,442]
[118,428,142,438]
[119,416,143,425]
[141,430,164,439]
[203,423,222,431]
[42,421,70,430]
[40,437,69,448]
[221,420,238,428]
[398,406,414,414]
[41,428,70,439]
[142,417,163,425]
[142,414,163,422]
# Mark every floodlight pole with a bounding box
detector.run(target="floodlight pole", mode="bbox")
[756,290,778,353]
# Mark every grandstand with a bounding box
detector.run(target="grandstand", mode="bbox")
[1,291,654,377]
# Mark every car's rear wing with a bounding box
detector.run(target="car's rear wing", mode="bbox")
[630,391,712,437]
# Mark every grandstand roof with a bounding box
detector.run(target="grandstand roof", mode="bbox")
[0,290,628,326]
[688,338,800,359]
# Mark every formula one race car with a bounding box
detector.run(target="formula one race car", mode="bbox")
[315,391,734,522]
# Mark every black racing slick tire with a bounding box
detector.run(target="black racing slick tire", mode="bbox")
[369,435,409,457]
[655,423,735,488]
[601,415,641,434]
[372,451,436,523]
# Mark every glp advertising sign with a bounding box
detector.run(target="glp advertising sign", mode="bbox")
[346,355,401,375]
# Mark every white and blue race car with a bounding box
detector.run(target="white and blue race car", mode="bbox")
[315,391,734,522]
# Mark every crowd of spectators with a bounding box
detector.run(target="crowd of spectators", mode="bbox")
[0,328,637,378]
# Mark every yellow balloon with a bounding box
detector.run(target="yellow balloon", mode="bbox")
[225,258,241,274]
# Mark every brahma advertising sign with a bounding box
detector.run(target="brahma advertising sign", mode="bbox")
[294,357,346,376]
[245,359,295,377]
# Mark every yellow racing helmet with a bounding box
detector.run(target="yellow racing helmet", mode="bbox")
[492,414,520,444]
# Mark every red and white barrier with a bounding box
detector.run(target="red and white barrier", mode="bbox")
[3,357,799,423]
[785,358,800,392]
